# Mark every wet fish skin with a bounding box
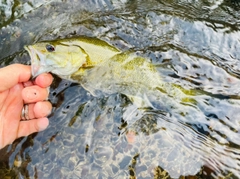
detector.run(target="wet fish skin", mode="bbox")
[25,36,120,79]
[25,36,195,107]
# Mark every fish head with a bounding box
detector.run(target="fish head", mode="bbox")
[25,40,88,79]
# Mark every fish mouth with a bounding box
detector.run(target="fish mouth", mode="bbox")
[25,45,44,78]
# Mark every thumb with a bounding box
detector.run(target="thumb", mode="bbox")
[0,64,31,92]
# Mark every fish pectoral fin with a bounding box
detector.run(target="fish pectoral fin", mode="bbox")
[126,94,154,109]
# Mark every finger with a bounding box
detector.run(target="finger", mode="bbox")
[0,64,31,92]
[24,101,52,119]
[17,117,49,138]
[34,101,52,118]
[22,73,53,88]
[22,81,33,87]
[22,86,49,103]
[34,73,53,88]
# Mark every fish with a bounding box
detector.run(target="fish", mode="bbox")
[25,36,120,79]
[25,36,196,108]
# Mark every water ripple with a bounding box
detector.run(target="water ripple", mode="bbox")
[1,0,240,178]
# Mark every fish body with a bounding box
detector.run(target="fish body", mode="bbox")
[25,36,120,79]
[25,36,195,108]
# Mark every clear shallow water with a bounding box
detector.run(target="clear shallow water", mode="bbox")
[1,0,240,178]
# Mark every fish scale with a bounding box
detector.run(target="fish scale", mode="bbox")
[25,36,196,108]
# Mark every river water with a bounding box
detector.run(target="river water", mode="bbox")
[1,0,240,178]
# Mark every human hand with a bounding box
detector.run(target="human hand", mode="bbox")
[0,64,53,149]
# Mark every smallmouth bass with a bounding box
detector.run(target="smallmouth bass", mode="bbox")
[25,36,196,108]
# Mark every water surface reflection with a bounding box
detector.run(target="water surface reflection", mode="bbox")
[1,0,240,178]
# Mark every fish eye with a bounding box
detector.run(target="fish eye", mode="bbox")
[46,44,55,52]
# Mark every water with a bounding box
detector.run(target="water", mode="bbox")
[1,0,240,178]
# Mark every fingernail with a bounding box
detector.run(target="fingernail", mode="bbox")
[37,118,49,131]
[45,87,50,100]
[45,104,52,116]
[38,102,52,117]
[41,102,52,116]
[43,73,53,84]
[23,81,33,87]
